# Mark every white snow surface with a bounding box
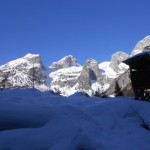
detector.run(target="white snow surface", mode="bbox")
[99,61,117,78]
[50,66,82,96]
[1,53,41,68]
[91,80,109,94]
[99,61,129,79]
[0,89,150,150]
[0,53,50,91]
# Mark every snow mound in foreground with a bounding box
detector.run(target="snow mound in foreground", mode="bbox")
[0,89,150,150]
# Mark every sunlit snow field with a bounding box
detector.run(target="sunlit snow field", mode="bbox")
[0,89,150,150]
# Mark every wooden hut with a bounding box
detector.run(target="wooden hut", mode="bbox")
[123,52,150,100]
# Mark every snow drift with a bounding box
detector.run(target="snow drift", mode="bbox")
[0,89,150,150]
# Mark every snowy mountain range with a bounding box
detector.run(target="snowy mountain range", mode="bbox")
[0,35,150,97]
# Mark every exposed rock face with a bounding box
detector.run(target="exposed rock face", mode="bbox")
[97,52,130,97]
[105,70,134,97]
[101,51,134,97]
[50,66,82,96]
[0,70,10,88]
[0,70,5,82]
[0,54,49,91]
[131,35,150,56]
[50,58,105,96]
[50,55,80,70]
[76,59,105,96]
[109,51,129,72]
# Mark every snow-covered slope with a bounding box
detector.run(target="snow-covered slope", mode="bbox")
[0,53,50,91]
[99,61,117,78]
[50,66,82,96]
[97,51,130,97]
[0,89,150,150]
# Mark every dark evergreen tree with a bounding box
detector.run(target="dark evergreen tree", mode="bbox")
[115,82,123,96]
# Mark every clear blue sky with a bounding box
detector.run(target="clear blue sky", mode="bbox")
[0,0,150,66]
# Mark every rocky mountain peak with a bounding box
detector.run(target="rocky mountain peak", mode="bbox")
[85,58,98,67]
[23,53,45,69]
[50,55,80,70]
[109,51,129,72]
[0,54,48,90]
[24,53,41,63]
[131,35,150,56]
[76,58,104,95]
